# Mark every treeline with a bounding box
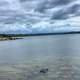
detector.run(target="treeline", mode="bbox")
[0,34,27,37]
[0,31,80,37]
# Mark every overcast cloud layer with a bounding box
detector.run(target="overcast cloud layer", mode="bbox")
[0,0,80,34]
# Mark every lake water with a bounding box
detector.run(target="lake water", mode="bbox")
[0,34,80,80]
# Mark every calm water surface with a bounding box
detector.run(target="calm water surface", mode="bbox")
[0,34,80,80]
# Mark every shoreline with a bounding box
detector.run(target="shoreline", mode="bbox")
[0,31,80,41]
[0,37,23,41]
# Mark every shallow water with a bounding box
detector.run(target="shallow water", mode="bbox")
[0,34,80,80]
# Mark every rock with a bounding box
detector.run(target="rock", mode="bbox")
[40,68,49,74]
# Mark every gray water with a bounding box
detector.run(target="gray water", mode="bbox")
[0,34,80,80]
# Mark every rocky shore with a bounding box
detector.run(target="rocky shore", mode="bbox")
[0,37,23,41]
[0,34,25,41]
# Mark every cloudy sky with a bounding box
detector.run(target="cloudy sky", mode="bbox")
[0,0,80,34]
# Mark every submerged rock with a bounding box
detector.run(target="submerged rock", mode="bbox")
[40,68,49,74]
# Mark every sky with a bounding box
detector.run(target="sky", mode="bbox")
[0,0,80,34]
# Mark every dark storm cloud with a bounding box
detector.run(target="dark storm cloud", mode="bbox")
[67,4,80,14]
[51,10,68,20]
[50,3,80,20]
[50,0,74,6]
[0,0,78,22]
[34,0,75,13]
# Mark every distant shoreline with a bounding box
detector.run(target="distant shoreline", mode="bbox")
[0,31,80,41]
[24,31,80,36]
